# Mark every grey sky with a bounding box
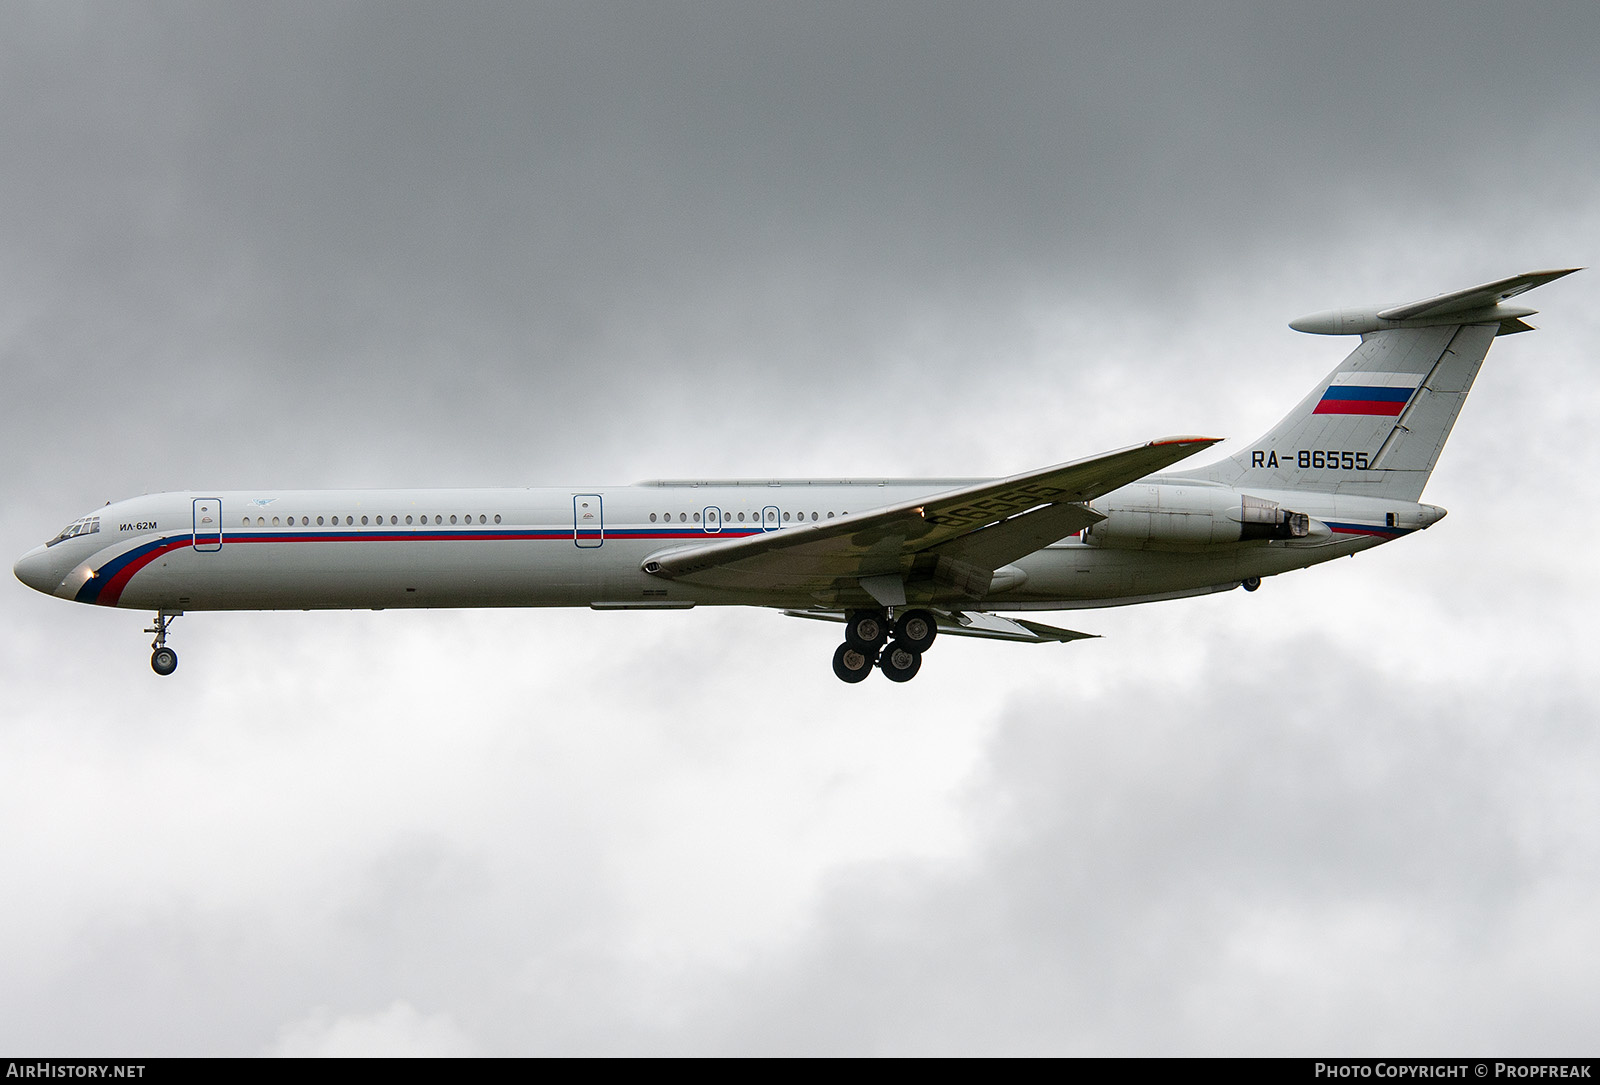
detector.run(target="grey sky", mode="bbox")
[2,2,1597,1054]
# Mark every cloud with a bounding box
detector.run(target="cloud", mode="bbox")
[655,640,1600,1055]
[3,1,1598,1056]
[269,1001,476,1057]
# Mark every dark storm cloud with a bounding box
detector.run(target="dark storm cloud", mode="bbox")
[6,2,1597,489]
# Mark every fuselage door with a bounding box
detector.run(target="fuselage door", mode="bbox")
[761,505,780,532]
[574,494,604,548]
[193,498,222,553]
[703,506,722,533]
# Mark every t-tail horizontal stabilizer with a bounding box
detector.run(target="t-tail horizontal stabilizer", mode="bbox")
[1289,268,1581,337]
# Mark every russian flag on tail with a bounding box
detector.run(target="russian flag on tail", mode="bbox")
[1313,372,1424,416]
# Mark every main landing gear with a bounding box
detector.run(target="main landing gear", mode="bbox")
[831,608,938,684]
[145,610,181,676]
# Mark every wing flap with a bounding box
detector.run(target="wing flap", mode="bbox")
[929,501,1101,571]
[782,608,1097,644]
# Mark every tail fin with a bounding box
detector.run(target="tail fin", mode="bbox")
[1179,269,1579,500]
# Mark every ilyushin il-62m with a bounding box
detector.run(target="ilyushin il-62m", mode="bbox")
[15,269,1577,682]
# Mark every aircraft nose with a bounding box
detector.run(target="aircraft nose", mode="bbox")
[14,546,63,595]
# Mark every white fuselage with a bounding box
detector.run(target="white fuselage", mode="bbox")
[13,477,1443,615]
[16,268,1564,681]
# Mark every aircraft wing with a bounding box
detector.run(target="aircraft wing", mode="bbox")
[642,436,1219,598]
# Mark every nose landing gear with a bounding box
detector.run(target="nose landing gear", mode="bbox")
[145,610,182,676]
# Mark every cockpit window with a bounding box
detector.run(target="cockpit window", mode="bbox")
[46,516,100,547]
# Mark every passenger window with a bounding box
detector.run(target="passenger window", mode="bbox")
[494,514,502,524]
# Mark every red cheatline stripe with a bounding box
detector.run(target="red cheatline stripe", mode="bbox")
[1312,400,1407,416]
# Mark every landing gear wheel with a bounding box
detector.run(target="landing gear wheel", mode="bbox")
[832,642,876,683]
[1242,576,1261,592]
[892,608,938,653]
[878,641,922,683]
[844,610,889,650]
[145,609,182,676]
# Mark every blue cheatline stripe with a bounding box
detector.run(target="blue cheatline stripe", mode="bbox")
[81,526,769,601]
[221,528,763,543]
[1320,385,1413,403]
[77,535,190,604]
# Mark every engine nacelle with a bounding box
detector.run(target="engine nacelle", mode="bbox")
[1086,487,1310,552]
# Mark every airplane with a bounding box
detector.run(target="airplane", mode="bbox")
[14,268,1578,682]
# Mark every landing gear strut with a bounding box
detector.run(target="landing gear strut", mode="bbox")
[145,610,181,676]
[832,607,938,684]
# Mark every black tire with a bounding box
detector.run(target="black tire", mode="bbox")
[879,641,922,683]
[832,642,875,683]
[892,608,938,652]
[844,610,889,650]
[151,647,178,676]
[1242,576,1261,592]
